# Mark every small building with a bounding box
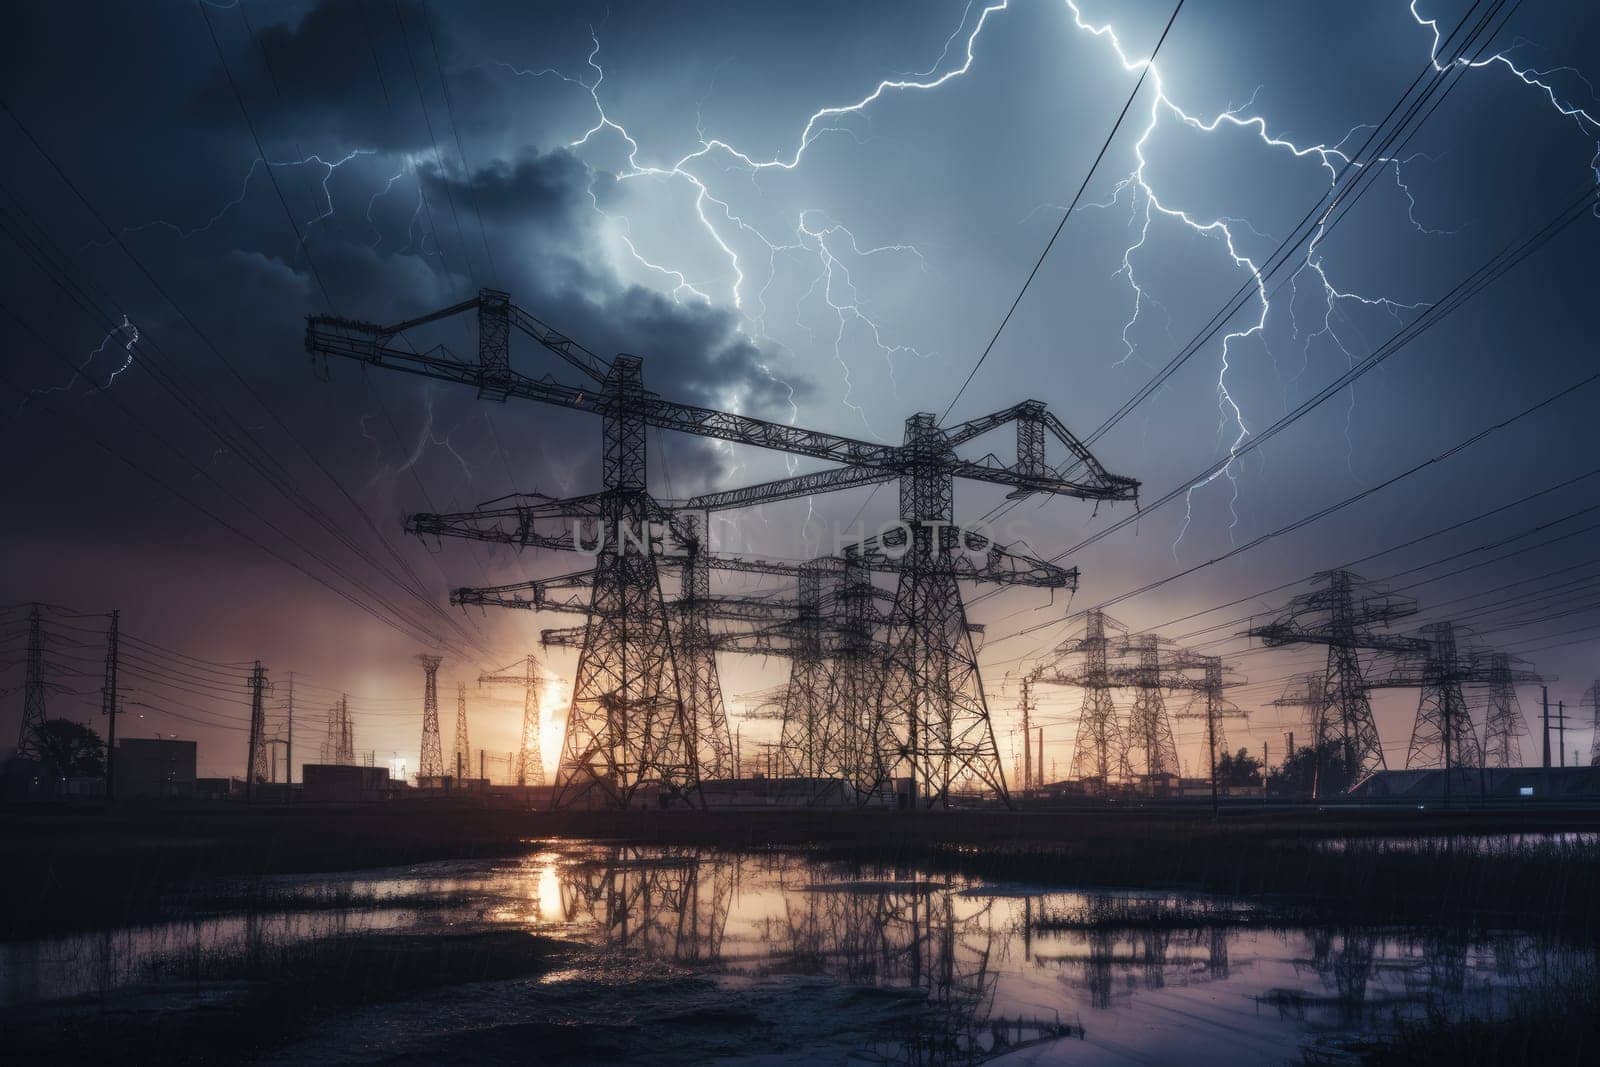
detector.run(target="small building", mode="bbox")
[1348,766,1600,801]
[696,776,865,809]
[302,763,390,803]
[195,777,241,800]
[115,738,197,799]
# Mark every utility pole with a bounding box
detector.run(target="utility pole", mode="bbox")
[1558,701,1566,767]
[1037,727,1044,790]
[1020,675,1033,796]
[734,724,742,780]
[1263,741,1269,804]
[1542,686,1551,768]
[101,610,119,801]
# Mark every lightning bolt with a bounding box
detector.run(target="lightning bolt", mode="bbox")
[138,1,1595,555]
[19,315,139,412]
[90,151,371,249]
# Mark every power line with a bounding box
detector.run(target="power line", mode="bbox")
[940,0,1187,422]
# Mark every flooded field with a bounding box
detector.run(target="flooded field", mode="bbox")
[3,839,1594,1064]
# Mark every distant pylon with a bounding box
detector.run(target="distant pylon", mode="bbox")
[1120,634,1181,792]
[453,682,471,780]
[1583,682,1600,767]
[323,695,354,765]
[415,654,444,780]
[246,662,271,800]
[16,603,46,758]
[340,696,354,764]
[480,656,546,787]
[1062,610,1128,788]
[1481,653,1532,768]
[1247,570,1420,797]
[1405,623,1482,773]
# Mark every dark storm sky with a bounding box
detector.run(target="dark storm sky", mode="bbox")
[2,0,1597,777]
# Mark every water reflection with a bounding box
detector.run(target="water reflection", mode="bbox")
[0,844,1591,1064]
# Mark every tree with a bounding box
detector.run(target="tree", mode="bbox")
[31,719,106,778]
[1215,746,1262,787]
[1269,742,1358,798]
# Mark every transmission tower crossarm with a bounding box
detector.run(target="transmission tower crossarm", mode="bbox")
[685,465,897,511]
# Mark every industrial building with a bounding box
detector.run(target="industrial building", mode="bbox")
[301,764,390,803]
[1350,766,1600,802]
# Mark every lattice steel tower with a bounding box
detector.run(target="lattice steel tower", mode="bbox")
[1480,652,1537,768]
[480,656,547,788]
[415,654,445,780]
[1037,609,1128,789]
[453,681,471,779]
[15,603,47,758]
[1117,634,1182,791]
[1247,570,1419,797]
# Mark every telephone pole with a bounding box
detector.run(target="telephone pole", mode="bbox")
[100,610,119,801]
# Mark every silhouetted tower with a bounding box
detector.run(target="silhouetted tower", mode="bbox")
[308,290,1135,809]
[1404,623,1483,773]
[673,515,736,780]
[246,662,270,800]
[100,610,120,800]
[15,603,47,758]
[453,681,471,779]
[1037,609,1127,790]
[1171,654,1247,815]
[415,654,444,780]
[323,695,354,765]
[778,558,839,781]
[480,656,546,787]
[1582,682,1600,767]
[1118,634,1182,792]
[1481,652,1536,768]
[1018,673,1035,794]
[1247,570,1419,797]
[340,696,354,764]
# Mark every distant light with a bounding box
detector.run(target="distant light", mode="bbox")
[1520,786,1535,797]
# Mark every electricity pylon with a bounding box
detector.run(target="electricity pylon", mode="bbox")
[1480,652,1539,768]
[415,654,444,781]
[15,603,47,758]
[322,695,353,765]
[480,656,546,788]
[1247,570,1421,797]
[306,288,1137,809]
[1113,634,1183,793]
[246,662,271,800]
[453,681,471,780]
[1167,653,1247,814]
[1585,682,1600,767]
[1036,609,1128,791]
[1402,623,1484,773]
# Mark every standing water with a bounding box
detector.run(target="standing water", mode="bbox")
[1,841,1590,1064]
